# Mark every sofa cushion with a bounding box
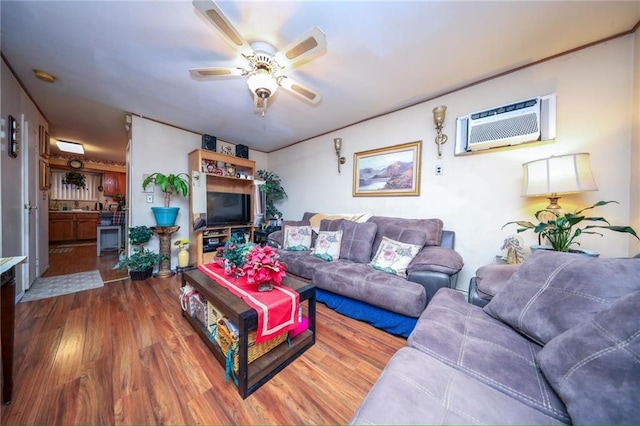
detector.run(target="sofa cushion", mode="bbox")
[370,236,422,277]
[350,346,567,426]
[320,219,378,263]
[483,250,640,345]
[407,246,464,275]
[312,260,427,317]
[283,225,313,251]
[276,250,323,281]
[368,216,443,255]
[313,230,342,262]
[537,290,640,425]
[408,288,570,423]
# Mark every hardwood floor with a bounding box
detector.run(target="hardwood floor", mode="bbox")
[2,246,405,424]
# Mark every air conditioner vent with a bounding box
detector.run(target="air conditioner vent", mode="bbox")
[455,94,556,154]
[469,112,539,145]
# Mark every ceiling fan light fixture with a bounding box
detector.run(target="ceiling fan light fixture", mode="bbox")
[247,68,277,99]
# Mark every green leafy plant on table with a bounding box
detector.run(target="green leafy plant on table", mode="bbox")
[503,200,638,253]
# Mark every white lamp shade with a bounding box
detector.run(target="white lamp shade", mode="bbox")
[522,153,598,197]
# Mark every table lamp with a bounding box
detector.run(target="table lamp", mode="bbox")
[522,152,598,211]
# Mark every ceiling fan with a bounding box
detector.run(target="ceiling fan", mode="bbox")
[190,0,327,116]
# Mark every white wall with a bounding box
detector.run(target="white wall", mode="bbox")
[267,35,639,293]
[1,59,50,297]
[631,29,640,257]
[129,116,268,268]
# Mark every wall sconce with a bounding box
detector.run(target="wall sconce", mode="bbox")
[432,105,448,157]
[334,138,346,173]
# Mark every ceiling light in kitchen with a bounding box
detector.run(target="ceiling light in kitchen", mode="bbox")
[33,69,56,83]
[56,140,84,154]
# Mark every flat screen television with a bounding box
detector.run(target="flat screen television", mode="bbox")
[206,191,251,227]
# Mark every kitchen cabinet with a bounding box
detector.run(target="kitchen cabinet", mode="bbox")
[103,172,126,197]
[49,212,99,243]
[49,213,75,242]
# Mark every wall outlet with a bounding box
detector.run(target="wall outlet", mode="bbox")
[435,165,443,175]
[146,194,153,203]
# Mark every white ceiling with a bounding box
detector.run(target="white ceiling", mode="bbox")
[2,1,639,164]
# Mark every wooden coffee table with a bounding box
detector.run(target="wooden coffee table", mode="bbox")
[181,269,316,398]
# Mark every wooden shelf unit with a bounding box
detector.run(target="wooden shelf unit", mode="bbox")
[188,149,256,266]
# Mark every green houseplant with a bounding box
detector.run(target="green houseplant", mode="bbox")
[257,170,287,219]
[62,172,87,190]
[113,225,166,281]
[503,200,638,254]
[142,172,190,226]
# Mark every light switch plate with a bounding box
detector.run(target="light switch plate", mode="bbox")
[146,194,153,203]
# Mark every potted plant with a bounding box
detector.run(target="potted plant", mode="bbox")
[113,225,167,281]
[62,172,87,190]
[503,200,638,255]
[257,170,287,220]
[142,172,190,226]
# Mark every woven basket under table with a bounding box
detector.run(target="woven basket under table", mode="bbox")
[213,318,288,372]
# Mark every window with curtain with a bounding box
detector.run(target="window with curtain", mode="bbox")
[50,170,101,201]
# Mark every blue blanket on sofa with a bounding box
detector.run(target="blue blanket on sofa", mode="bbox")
[316,289,417,338]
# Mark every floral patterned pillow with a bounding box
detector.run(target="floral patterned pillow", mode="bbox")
[370,236,422,276]
[283,225,313,251]
[313,230,343,262]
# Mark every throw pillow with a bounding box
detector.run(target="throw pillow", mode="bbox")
[320,219,378,264]
[282,225,312,251]
[370,236,422,277]
[484,250,640,345]
[537,290,640,424]
[313,230,343,262]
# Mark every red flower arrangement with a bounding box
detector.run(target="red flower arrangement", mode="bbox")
[242,245,286,290]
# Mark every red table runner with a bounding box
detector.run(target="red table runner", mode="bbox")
[198,264,299,343]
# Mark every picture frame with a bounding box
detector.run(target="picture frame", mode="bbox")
[353,140,422,197]
[38,125,50,158]
[39,159,50,190]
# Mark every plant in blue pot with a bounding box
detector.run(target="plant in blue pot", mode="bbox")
[142,172,190,226]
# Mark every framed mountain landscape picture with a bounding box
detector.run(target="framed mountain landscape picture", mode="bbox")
[353,140,422,197]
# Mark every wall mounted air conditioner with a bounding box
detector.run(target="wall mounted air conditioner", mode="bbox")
[455,94,556,154]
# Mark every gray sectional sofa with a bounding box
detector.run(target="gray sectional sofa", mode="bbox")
[267,212,464,337]
[351,250,640,425]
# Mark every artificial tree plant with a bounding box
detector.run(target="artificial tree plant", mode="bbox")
[257,170,287,219]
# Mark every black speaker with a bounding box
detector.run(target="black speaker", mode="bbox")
[202,134,217,151]
[235,144,249,159]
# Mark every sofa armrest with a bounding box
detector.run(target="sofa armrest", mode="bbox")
[408,270,458,303]
[267,230,283,249]
[406,246,463,303]
[408,246,464,275]
[468,263,520,306]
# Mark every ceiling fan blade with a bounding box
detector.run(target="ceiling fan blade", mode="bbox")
[189,67,244,80]
[192,0,254,56]
[254,95,268,116]
[278,76,322,104]
[274,26,327,69]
